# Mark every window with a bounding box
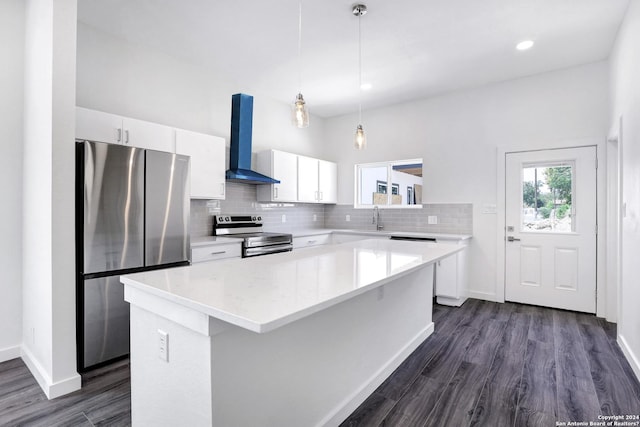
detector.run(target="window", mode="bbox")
[521,162,574,232]
[355,158,423,208]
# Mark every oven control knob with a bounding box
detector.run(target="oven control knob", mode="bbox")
[225,216,231,222]
[217,216,224,222]
[252,216,256,221]
[257,216,262,221]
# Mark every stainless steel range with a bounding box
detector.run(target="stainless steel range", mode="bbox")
[213,215,293,257]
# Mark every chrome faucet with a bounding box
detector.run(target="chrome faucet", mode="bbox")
[373,206,383,231]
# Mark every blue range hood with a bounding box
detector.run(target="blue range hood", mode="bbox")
[225,93,280,185]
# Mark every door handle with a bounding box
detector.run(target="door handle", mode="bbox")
[507,236,521,242]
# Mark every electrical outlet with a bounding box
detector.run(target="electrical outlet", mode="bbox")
[158,329,169,362]
[346,214,351,222]
[428,215,438,225]
[281,214,286,223]
[313,214,317,222]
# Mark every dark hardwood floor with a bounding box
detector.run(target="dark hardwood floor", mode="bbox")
[0,358,130,426]
[342,299,640,427]
[1,299,638,427]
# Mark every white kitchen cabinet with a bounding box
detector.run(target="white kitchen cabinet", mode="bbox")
[257,149,337,204]
[123,116,174,152]
[297,157,338,204]
[256,150,298,202]
[191,242,241,263]
[318,160,338,203]
[297,155,319,202]
[435,245,468,307]
[175,129,226,199]
[76,107,123,144]
[293,233,332,249]
[331,233,379,244]
[75,107,174,152]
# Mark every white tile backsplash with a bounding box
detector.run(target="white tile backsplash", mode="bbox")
[191,183,472,237]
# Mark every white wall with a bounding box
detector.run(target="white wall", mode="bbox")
[324,62,609,301]
[76,23,326,159]
[0,0,25,362]
[22,0,80,398]
[610,0,640,381]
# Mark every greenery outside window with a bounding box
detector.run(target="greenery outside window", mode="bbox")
[355,158,423,208]
[521,162,575,232]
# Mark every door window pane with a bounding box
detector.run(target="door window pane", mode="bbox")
[522,163,574,232]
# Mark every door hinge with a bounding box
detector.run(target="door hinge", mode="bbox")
[595,224,598,235]
[595,157,599,169]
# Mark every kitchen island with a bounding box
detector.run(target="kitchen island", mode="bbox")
[121,239,464,427]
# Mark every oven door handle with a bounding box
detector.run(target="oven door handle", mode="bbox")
[244,244,293,257]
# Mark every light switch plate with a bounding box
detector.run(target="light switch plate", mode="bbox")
[346,215,351,222]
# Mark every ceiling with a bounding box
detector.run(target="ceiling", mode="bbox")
[77,0,629,118]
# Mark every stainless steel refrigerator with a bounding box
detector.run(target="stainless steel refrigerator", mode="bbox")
[76,140,190,371]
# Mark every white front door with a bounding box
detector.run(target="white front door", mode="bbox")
[505,147,597,313]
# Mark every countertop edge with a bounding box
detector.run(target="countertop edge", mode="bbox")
[123,242,465,334]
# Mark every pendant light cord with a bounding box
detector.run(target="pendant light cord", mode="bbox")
[358,8,362,124]
[298,1,303,93]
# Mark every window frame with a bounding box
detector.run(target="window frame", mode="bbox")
[354,158,423,209]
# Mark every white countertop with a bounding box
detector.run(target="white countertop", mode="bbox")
[123,239,463,333]
[291,228,472,241]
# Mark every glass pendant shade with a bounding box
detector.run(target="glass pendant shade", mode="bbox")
[292,93,309,128]
[354,124,366,150]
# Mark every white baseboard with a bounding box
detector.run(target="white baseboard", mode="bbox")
[21,345,81,399]
[467,290,499,302]
[0,345,21,363]
[618,334,640,383]
[319,323,435,427]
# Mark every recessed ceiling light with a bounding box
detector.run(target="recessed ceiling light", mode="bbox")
[516,40,534,51]
[360,83,372,91]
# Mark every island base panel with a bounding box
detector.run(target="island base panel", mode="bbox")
[128,264,434,427]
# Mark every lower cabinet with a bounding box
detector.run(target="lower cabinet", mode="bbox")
[293,233,332,249]
[331,233,379,244]
[435,245,468,306]
[191,243,241,263]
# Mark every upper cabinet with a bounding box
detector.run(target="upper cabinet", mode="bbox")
[297,155,319,203]
[75,107,174,152]
[257,149,337,204]
[175,129,226,200]
[256,150,298,202]
[318,159,338,204]
[77,107,226,200]
[297,156,337,204]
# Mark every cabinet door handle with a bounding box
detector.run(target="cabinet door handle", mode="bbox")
[308,240,316,244]
[220,183,225,196]
[124,130,130,144]
[210,251,227,256]
[274,187,278,199]
[116,128,122,143]
[319,191,323,201]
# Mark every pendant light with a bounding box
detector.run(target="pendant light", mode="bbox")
[353,4,367,149]
[292,1,309,128]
